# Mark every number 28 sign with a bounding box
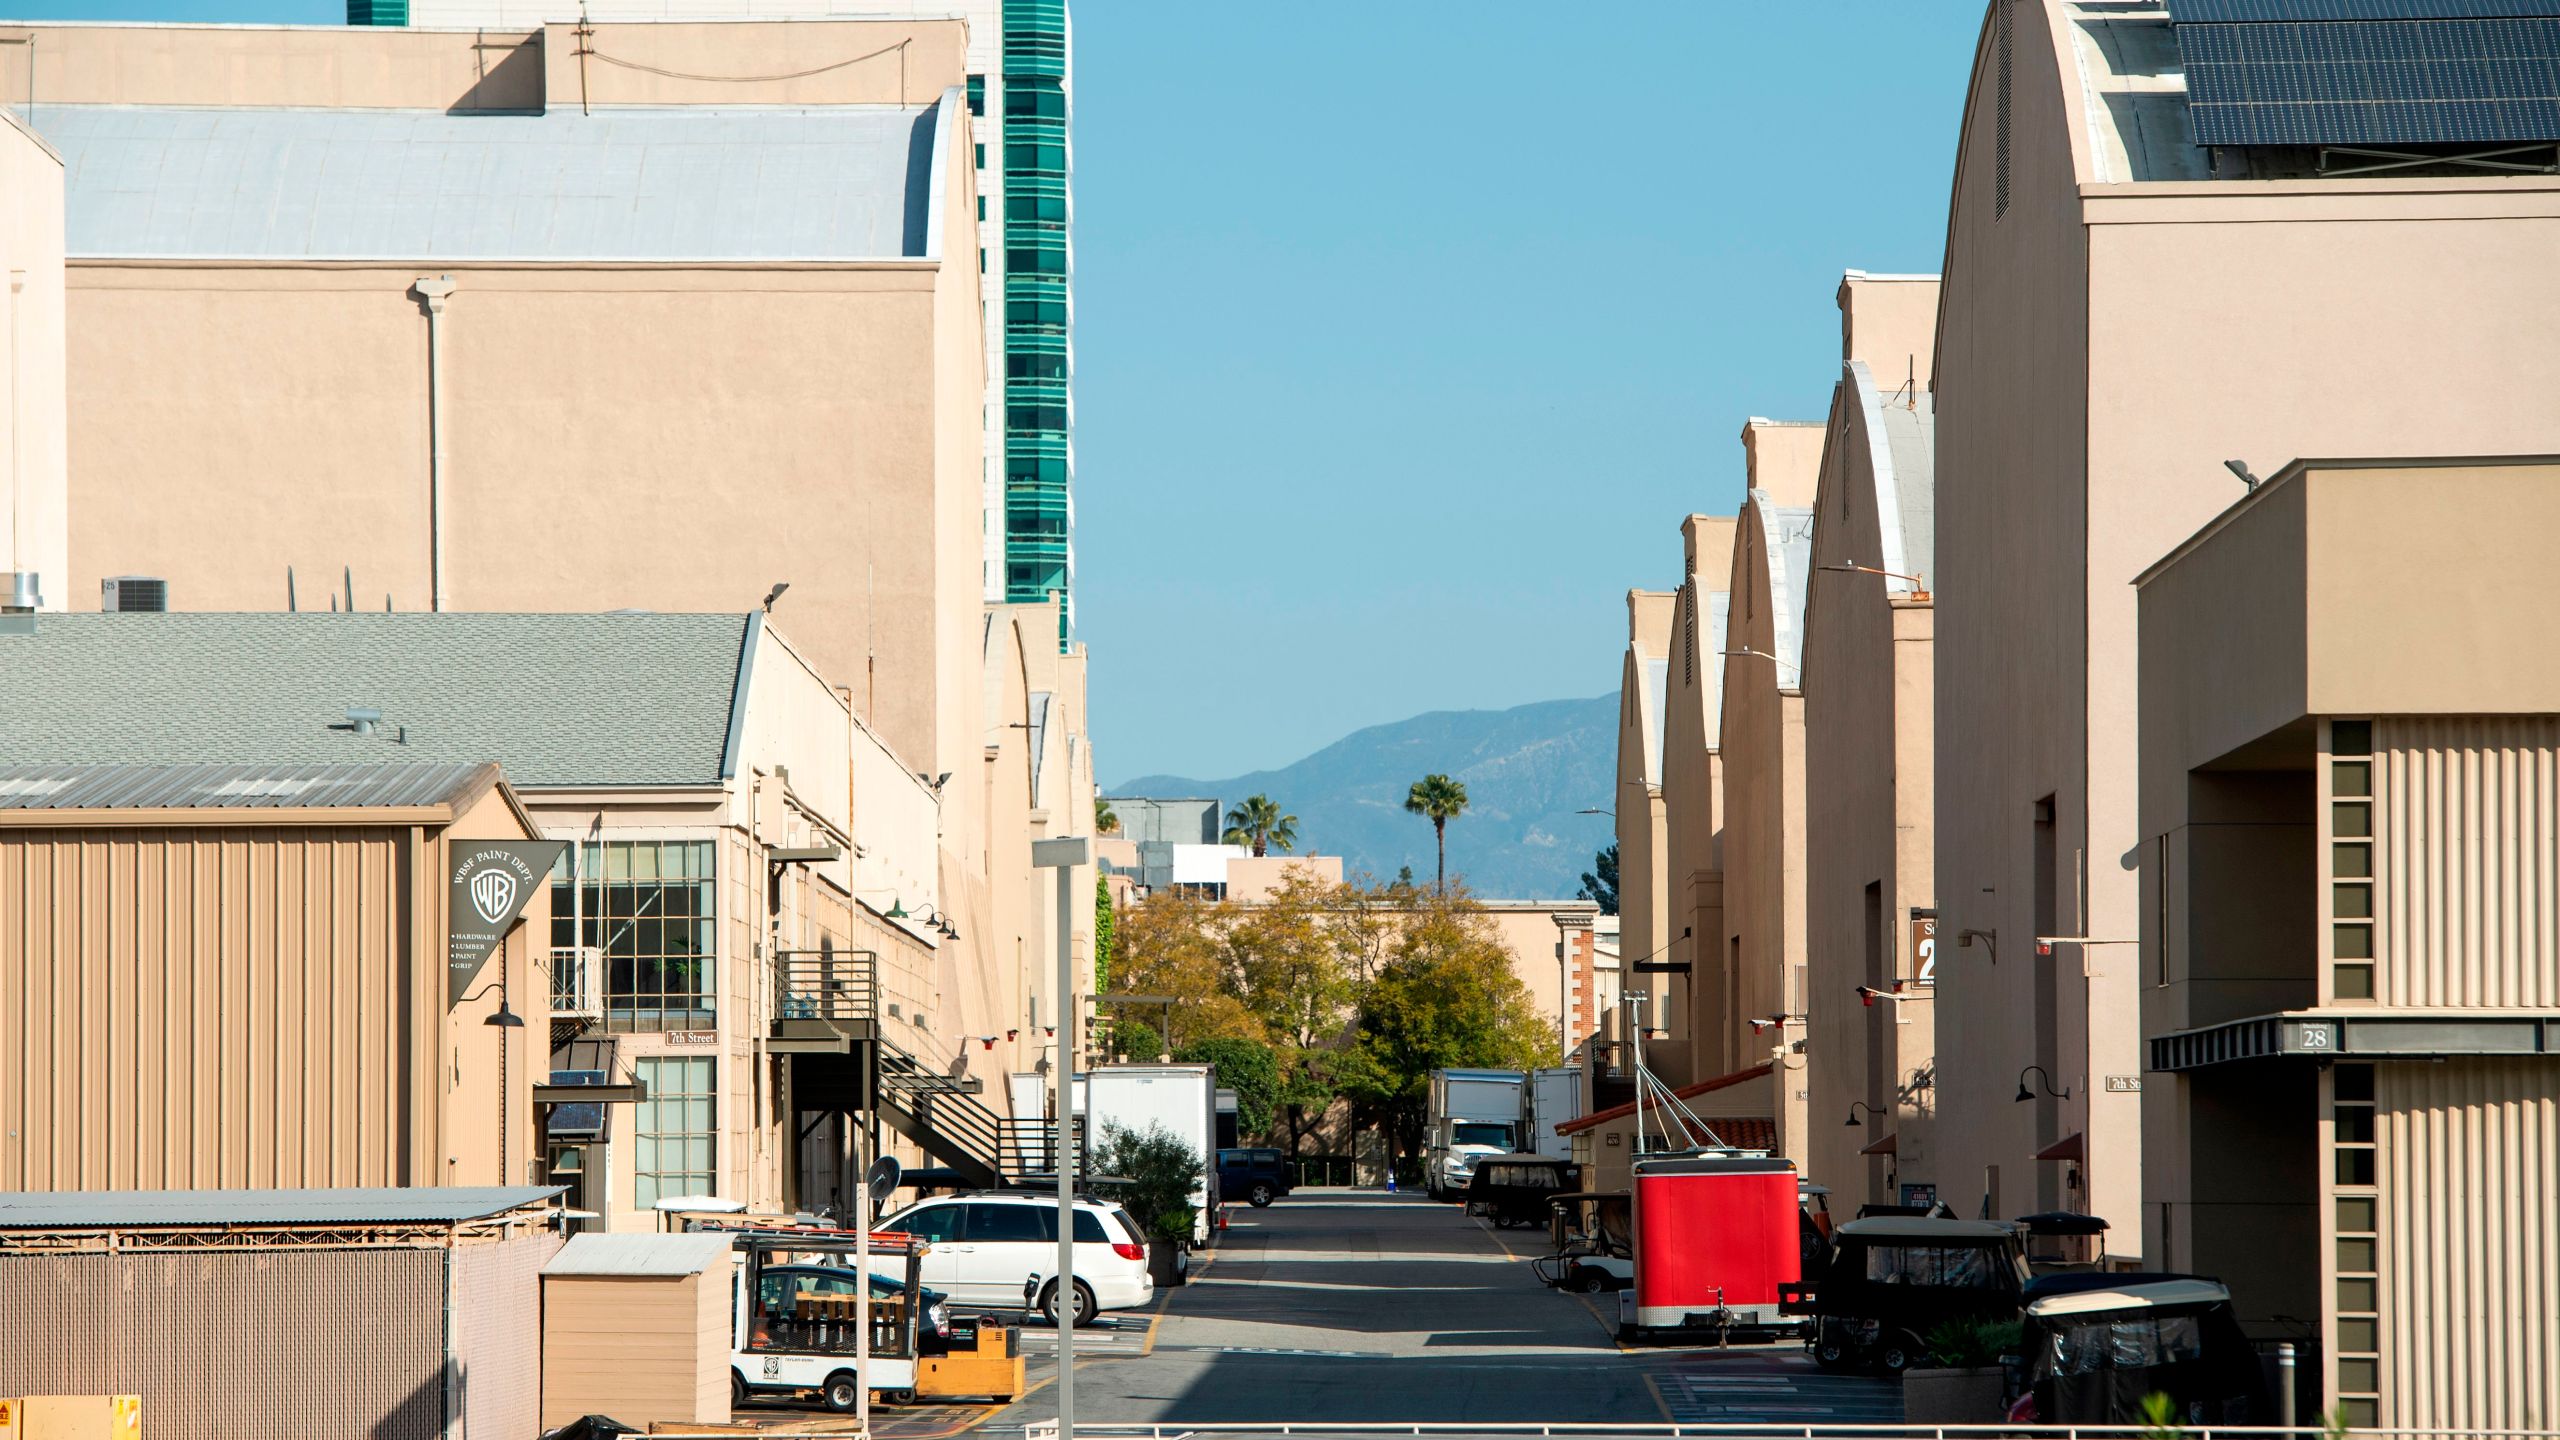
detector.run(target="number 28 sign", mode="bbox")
[1911,911,1938,986]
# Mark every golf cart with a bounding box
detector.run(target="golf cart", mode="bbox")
[1782,1216,2031,1373]
[2007,1275,2270,1425]
[1462,1154,1581,1228]
[1532,1190,1632,1294]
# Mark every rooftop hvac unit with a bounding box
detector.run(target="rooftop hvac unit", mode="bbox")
[102,576,169,613]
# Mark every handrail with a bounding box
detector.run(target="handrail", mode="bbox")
[776,947,877,1023]
[548,946,602,1020]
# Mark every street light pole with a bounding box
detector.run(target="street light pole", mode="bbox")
[1031,835,1091,1440]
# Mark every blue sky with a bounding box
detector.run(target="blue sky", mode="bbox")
[15,0,1980,784]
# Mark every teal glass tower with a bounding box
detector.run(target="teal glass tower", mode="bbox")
[1000,0,1073,633]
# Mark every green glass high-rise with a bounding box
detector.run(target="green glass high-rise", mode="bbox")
[999,0,1073,635]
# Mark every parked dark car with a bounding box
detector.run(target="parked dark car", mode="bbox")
[1782,1217,2031,1373]
[2009,1275,2270,1424]
[1216,1147,1295,1207]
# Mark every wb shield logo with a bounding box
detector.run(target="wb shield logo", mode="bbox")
[471,868,519,927]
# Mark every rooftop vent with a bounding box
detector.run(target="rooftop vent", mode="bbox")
[102,576,169,613]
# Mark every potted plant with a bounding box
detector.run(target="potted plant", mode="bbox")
[1903,1317,2022,1423]
[1092,1121,1205,1288]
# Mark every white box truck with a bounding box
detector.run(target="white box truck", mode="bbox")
[1426,1068,1526,1200]
[1085,1063,1221,1247]
[1523,1064,1585,1159]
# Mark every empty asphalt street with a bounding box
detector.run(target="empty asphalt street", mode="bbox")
[956,1188,1900,1434]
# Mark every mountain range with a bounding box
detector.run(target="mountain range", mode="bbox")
[1115,694,1618,901]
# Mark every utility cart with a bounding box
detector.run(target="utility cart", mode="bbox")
[683,1217,956,1412]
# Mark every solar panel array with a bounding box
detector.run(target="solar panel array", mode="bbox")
[2167,0,2560,146]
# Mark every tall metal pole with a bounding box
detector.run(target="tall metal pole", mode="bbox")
[855,1120,871,1433]
[1053,858,1076,1440]
[1030,836,1091,1440]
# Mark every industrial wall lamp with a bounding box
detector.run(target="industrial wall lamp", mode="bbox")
[2015,1064,2070,1103]
[1845,1100,1885,1128]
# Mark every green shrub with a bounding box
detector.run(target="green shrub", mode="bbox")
[1091,1121,1204,1245]
[1922,1317,2023,1369]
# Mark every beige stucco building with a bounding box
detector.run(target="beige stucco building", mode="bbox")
[2,19,983,788]
[1709,419,1822,1168]
[1,103,65,613]
[1654,515,1735,1085]
[1612,589,1676,1053]
[2137,455,2560,1427]
[1931,0,2560,1244]
[1802,272,1941,1210]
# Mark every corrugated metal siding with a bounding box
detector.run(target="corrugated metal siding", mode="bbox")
[2375,717,2560,1007]
[2377,1059,2560,1428]
[0,1247,447,1439]
[455,1232,562,1440]
[0,826,413,1189]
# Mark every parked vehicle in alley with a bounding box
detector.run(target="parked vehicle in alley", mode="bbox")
[875,1192,1153,1325]
[1217,1147,1294,1207]
[724,1226,932,1412]
[1783,1216,2032,1374]
[1426,1068,1526,1200]
[1532,1189,1632,1294]
[1623,1154,1805,1341]
[2008,1275,2270,1425]
[1521,1065,1585,1159]
[1087,1064,1222,1246]
[1463,1154,1581,1228]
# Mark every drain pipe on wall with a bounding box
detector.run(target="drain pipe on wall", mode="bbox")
[412,276,457,612]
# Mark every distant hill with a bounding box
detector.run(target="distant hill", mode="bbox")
[1115,694,1618,901]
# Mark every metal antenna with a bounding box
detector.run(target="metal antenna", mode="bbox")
[287,567,298,613]
[343,566,355,613]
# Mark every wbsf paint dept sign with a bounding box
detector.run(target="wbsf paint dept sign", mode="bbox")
[448,840,567,1007]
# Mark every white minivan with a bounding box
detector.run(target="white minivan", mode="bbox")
[876,1193,1152,1325]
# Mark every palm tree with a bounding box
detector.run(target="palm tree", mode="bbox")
[1095,798,1120,835]
[1221,794,1298,857]
[1404,773,1469,894]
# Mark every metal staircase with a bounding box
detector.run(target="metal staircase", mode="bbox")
[772,947,1016,1190]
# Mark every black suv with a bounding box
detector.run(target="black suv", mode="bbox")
[1216,1147,1295,1207]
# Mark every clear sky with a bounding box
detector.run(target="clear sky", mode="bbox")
[12,0,1981,785]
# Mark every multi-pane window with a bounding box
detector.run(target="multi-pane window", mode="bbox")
[2331,1064,2380,1425]
[634,1055,716,1209]
[552,839,717,1032]
[2328,720,2376,1001]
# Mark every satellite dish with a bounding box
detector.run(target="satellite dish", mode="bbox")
[865,1155,903,1211]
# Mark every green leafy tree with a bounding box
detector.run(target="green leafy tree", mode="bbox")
[1095,798,1120,834]
[1226,871,1357,1050]
[1114,1018,1164,1062]
[1350,887,1549,1160]
[1092,1121,1205,1245]
[1403,774,1470,894]
[1221,793,1299,857]
[1579,842,1620,913]
[1177,1035,1280,1137]
[1093,875,1118,991]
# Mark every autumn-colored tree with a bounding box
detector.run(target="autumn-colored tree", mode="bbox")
[1108,888,1256,1049]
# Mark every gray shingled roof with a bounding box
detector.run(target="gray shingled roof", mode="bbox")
[0,1186,564,1229]
[34,103,941,261]
[0,614,750,787]
[0,760,494,811]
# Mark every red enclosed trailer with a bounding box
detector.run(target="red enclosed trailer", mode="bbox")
[1626,1154,1804,1337]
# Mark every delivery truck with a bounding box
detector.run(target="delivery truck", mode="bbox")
[1426,1068,1525,1201]
[1084,1063,1221,1247]
[1523,1065,1585,1159]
